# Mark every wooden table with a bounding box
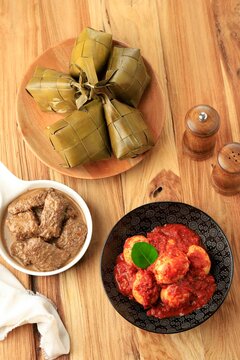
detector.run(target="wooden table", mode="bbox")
[0,0,240,359]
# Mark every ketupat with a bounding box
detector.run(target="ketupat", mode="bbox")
[103,97,154,159]
[69,27,112,79]
[26,27,154,168]
[26,66,78,113]
[105,46,150,108]
[45,99,111,167]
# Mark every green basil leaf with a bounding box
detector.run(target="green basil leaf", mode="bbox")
[131,242,158,269]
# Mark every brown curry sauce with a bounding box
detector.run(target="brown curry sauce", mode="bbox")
[2,188,87,271]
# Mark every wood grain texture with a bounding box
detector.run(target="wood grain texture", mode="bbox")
[0,0,240,359]
[158,1,240,359]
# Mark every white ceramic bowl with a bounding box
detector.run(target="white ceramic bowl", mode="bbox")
[0,162,92,276]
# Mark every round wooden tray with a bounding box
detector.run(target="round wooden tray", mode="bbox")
[17,38,164,179]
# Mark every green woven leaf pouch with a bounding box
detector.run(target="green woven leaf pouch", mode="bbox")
[45,99,111,167]
[103,98,154,159]
[26,66,77,113]
[105,47,150,108]
[69,27,112,78]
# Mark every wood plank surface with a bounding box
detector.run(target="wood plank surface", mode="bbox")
[0,0,239,359]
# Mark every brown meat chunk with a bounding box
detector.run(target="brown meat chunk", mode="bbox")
[6,211,39,240]
[26,238,69,271]
[8,190,48,214]
[10,241,31,266]
[55,217,87,257]
[65,205,78,219]
[12,237,70,271]
[39,189,67,239]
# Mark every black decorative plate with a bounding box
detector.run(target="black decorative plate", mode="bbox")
[101,202,233,333]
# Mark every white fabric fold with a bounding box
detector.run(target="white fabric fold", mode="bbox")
[0,265,70,360]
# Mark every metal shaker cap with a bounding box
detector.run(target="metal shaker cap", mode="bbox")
[185,105,220,137]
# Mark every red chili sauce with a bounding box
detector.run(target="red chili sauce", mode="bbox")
[114,224,216,319]
[114,253,137,299]
[147,224,200,253]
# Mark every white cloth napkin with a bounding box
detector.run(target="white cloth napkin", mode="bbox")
[0,264,70,360]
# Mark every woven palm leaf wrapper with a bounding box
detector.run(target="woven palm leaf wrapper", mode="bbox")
[103,97,154,159]
[104,46,150,108]
[69,27,112,78]
[26,66,79,113]
[45,99,111,167]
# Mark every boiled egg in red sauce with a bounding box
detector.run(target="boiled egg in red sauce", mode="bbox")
[114,224,216,319]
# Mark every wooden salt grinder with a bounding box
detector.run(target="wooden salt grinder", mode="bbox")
[211,142,240,195]
[183,105,220,160]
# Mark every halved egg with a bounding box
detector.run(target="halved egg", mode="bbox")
[161,283,191,308]
[187,245,211,275]
[132,269,159,307]
[151,250,189,284]
[123,235,148,266]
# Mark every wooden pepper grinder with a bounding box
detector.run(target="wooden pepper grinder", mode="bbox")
[183,105,220,160]
[211,142,240,195]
